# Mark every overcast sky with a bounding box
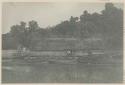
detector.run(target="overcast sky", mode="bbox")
[2,2,123,34]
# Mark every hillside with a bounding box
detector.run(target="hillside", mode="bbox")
[2,3,123,50]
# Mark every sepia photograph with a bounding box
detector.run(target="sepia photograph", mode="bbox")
[2,2,124,83]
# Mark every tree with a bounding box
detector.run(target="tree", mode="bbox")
[10,21,40,50]
[70,16,79,23]
[28,20,39,32]
[10,22,27,48]
[80,10,91,23]
[101,3,123,36]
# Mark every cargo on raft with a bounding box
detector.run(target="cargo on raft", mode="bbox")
[7,37,122,65]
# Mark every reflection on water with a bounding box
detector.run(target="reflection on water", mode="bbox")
[2,58,123,83]
[3,66,32,73]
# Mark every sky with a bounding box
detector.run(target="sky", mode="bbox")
[2,2,123,34]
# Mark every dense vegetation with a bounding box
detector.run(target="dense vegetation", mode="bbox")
[2,3,123,50]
